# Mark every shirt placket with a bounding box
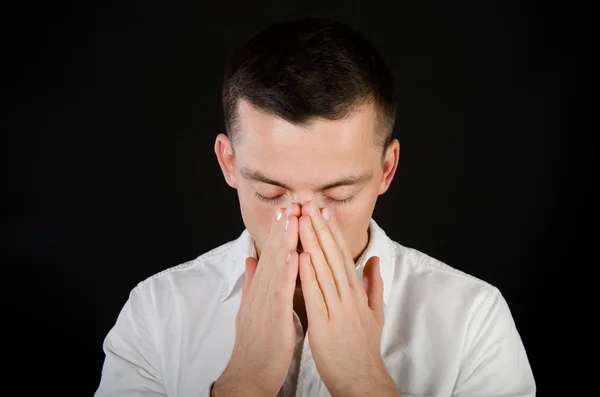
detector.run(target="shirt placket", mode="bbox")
[295,336,325,397]
[279,312,326,397]
[279,312,304,397]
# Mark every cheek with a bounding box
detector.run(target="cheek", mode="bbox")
[331,191,374,222]
[330,190,377,243]
[238,190,275,244]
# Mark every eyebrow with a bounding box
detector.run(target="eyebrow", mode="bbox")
[239,167,373,191]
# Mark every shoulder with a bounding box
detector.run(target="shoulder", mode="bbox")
[132,237,239,304]
[389,241,500,315]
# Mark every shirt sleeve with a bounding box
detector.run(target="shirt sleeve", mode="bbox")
[94,285,168,397]
[453,287,536,397]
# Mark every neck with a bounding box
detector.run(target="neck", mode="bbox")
[352,227,371,265]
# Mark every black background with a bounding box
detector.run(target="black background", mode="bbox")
[5,1,592,396]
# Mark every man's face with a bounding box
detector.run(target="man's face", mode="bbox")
[216,99,399,263]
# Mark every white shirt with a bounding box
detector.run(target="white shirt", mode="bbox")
[95,218,535,397]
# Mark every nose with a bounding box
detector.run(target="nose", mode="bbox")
[291,192,323,208]
[285,202,302,217]
[300,200,322,217]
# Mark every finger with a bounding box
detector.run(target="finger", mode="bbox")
[237,257,259,327]
[363,256,385,326]
[318,205,362,292]
[286,203,302,252]
[255,209,300,302]
[298,214,341,313]
[285,202,302,218]
[255,207,292,277]
[280,250,299,308]
[303,201,351,300]
[241,257,259,302]
[299,252,329,324]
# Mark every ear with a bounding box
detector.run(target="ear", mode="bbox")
[214,133,237,189]
[378,139,400,195]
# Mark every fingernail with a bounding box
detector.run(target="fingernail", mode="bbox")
[285,218,290,231]
[286,252,291,262]
[285,206,294,216]
[322,207,330,221]
[275,208,283,221]
[310,200,319,215]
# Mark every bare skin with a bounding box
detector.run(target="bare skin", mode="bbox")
[211,207,300,397]
[213,99,401,397]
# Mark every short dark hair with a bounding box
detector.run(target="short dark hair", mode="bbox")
[222,17,397,163]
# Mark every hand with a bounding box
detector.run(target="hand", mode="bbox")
[213,204,302,397]
[297,201,400,397]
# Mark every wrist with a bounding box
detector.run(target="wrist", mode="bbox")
[334,371,400,397]
[212,370,274,397]
[370,370,401,397]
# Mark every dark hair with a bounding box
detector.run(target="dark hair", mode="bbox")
[222,17,397,163]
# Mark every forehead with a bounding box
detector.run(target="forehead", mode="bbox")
[234,99,380,183]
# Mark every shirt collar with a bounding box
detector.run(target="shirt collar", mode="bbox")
[220,218,395,306]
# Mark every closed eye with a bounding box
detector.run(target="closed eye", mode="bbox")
[255,192,356,206]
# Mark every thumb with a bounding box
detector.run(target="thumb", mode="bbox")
[242,257,259,301]
[363,256,384,326]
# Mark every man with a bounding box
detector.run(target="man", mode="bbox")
[95,17,535,397]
